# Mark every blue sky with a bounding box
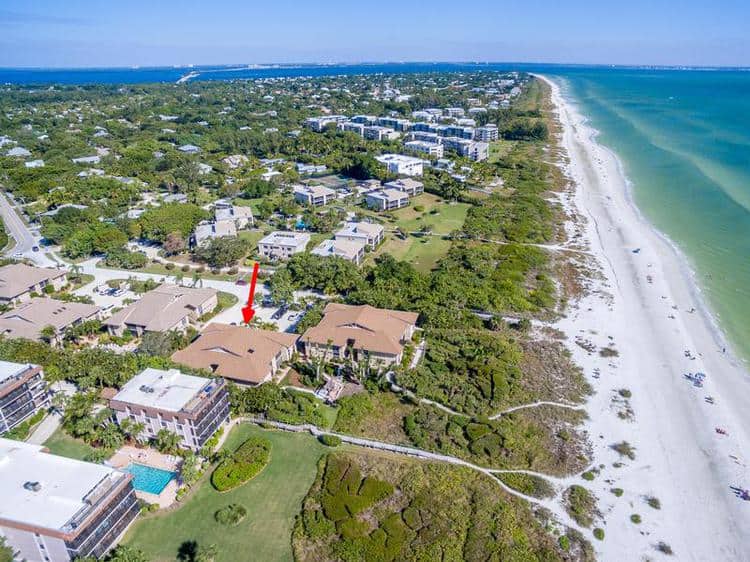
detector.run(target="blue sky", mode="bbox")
[1,0,748,67]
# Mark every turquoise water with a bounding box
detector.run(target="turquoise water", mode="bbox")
[125,463,176,495]
[553,69,750,364]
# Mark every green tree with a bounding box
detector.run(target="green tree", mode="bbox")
[154,428,181,453]
[192,236,248,268]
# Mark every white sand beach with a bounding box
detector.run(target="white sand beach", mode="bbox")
[542,74,750,560]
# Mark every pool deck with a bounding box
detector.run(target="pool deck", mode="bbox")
[109,445,181,508]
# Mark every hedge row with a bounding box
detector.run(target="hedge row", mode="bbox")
[211,437,271,492]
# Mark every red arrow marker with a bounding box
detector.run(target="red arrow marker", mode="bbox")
[241,262,260,324]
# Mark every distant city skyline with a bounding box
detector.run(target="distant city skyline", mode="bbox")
[1,0,749,68]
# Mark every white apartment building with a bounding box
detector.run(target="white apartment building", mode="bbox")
[375,154,423,176]
[363,126,399,141]
[304,115,348,131]
[293,184,337,206]
[365,188,410,211]
[311,239,366,265]
[384,178,424,197]
[109,368,230,451]
[405,140,444,158]
[335,221,385,249]
[258,231,311,260]
[475,124,499,142]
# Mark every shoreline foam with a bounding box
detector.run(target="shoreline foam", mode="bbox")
[539,73,750,560]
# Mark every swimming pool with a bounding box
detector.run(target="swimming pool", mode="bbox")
[124,463,177,495]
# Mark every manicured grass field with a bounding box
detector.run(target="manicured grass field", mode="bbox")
[373,235,453,273]
[43,428,96,460]
[392,194,470,235]
[124,424,326,562]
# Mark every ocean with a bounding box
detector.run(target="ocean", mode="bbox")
[553,68,750,364]
[2,63,748,363]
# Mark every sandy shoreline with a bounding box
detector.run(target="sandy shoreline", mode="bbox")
[540,74,750,560]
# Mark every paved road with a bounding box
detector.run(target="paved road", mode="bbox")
[0,189,54,266]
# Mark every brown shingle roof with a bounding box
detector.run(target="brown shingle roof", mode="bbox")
[104,284,216,332]
[302,303,418,357]
[171,323,298,385]
[0,298,100,341]
[0,264,66,300]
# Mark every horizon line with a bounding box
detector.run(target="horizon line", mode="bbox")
[1,60,749,72]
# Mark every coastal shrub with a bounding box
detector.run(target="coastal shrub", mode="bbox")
[593,528,605,540]
[495,472,555,499]
[165,262,175,270]
[618,388,632,398]
[646,496,661,510]
[558,535,570,550]
[565,485,596,527]
[211,437,271,491]
[630,514,641,524]
[611,441,636,460]
[610,487,624,497]
[599,346,619,357]
[656,542,674,555]
[582,470,596,481]
[319,434,342,447]
[181,264,190,272]
[214,503,248,526]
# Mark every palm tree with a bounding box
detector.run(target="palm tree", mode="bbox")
[174,271,184,286]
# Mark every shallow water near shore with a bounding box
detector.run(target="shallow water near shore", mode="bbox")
[551,69,750,366]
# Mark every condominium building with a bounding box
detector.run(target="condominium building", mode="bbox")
[0,361,48,434]
[444,107,465,118]
[365,188,410,212]
[437,125,475,140]
[384,178,424,197]
[311,239,366,265]
[404,140,444,158]
[475,124,499,142]
[442,138,490,161]
[293,184,337,207]
[0,438,139,561]
[375,154,423,176]
[257,231,311,261]
[301,303,419,367]
[350,115,378,125]
[0,264,67,304]
[377,117,412,132]
[363,126,399,141]
[338,121,365,136]
[335,221,385,249]
[304,115,348,131]
[109,368,229,451]
[104,284,218,337]
[0,298,100,344]
[409,130,440,143]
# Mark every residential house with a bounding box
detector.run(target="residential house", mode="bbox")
[0,361,49,434]
[311,239,366,265]
[172,323,298,385]
[103,284,218,337]
[375,154,423,176]
[6,147,31,158]
[177,144,201,154]
[384,178,424,197]
[222,154,248,169]
[193,220,237,247]
[301,303,418,367]
[365,188,409,211]
[335,221,385,249]
[0,438,139,562]
[0,298,100,344]
[0,264,68,304]
[215,204,253,229]
[24,159,45,168]
[71,155,101,165]
[293,184,336,207]
[257,231,310,261]
[109,368,229,451]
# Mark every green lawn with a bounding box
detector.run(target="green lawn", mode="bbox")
[372,235,453,273]
[125,424,326,562]
[392,194,469,236]
[43,428,96,460]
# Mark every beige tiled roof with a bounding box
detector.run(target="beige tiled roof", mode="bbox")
[103,284,217,332]
[0,264,66,300]
[311,239,365,261]
[171,323,298,384]
[302,303,418,356]
[0,298,100,340]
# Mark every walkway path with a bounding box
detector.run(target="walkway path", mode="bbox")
[27,412,61,445]
[238,416,586,534]
[489,400,585,420]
